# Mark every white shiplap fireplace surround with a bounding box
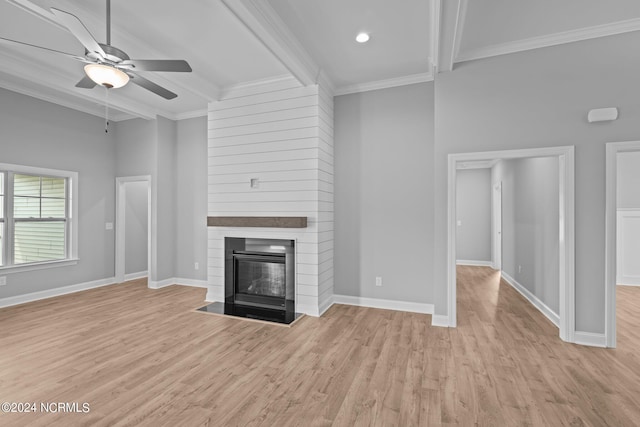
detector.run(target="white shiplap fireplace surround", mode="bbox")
[206,78,334,317]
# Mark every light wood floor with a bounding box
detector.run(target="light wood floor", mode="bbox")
[0,269,639,426]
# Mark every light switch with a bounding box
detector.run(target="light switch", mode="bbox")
[105,222,113,230]
[457,220,462,226]
[250,178,259,189]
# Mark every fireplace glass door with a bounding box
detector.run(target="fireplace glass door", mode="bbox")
[234,253,286,309]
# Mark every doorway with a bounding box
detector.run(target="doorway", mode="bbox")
[605,141,640,348]
[115,176,151,285]
[447,146,575,342]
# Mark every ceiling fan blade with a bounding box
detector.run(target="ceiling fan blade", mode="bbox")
[119,59,192,72]
[0,36,88,62]
[51,7,106,59]
[129,74,177,100]
[75,75,97,89]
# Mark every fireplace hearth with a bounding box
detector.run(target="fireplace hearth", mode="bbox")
[197,237,302,325]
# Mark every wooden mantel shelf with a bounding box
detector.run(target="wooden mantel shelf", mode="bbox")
[207,216,307,228]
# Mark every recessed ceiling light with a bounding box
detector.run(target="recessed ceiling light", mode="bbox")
[356,32,370,43]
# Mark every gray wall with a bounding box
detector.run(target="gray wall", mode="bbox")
[0,88,116,297]
[124,181,148,275]
[175,117,208,281]
[496,157,560,314]
[617,151,640,209]
[155,116,177,281]
[334,82,434,303]
[434,30,640,333]
[456,168,491,262]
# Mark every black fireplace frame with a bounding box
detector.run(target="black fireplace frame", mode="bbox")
[225,237,295,313]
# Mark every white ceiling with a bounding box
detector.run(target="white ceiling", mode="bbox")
[1,0,640,121]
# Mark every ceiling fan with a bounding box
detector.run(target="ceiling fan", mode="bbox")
[0,0,192,99]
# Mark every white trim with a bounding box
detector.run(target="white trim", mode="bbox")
[456,260,493,267]
[333,294,434,315]
[148,278,174,289]
[173,278,209,288]
[501,271,560,327]
[124,271,148,281]
[616,209,640,285]
[491,179,502,271]
[334,72,434,96]
[605,140,640,348]
[448,146,575,342]
[0,277,116,309]
[450,0,469,71]
[219,75,301,100]
[456,18,640,64]
[431,314,450,328]
[115,176,152,287]
[173,109,208,121]
[574,331,607,348]
[430,0,441,72]
[0,258,78,274]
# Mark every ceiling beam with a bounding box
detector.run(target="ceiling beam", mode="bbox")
[436,0,468,73]
[220,0,321,87]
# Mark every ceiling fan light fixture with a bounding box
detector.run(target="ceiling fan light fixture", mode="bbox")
[84,63,129,88]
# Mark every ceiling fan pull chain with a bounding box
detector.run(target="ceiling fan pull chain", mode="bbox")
[105,86,110,133]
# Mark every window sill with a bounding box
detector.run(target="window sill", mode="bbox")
[0,258,79,275]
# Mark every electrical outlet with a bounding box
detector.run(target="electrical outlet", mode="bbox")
[194,262,199,270]
[0,276,6,286]
[375,276,383,287]
[105,222,113,230]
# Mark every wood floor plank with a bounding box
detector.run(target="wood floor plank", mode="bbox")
[1,271,640,426]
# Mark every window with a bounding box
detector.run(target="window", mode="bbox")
[0,164,78,271]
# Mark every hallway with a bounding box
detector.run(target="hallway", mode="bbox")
[453,265,640,425]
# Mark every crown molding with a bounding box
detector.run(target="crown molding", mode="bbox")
[172,109,208,121]
[221,0,319,87]
[334,72,434,96]
[219,74,302,100]
[456,17,640,63]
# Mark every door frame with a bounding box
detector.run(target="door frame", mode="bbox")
[492,181,502,271]
[604,140,640,348]
[115,176,152,284]
[447,146,575,342]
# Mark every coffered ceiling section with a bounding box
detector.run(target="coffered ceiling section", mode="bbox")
[266,0,433,95]
[452,0,640,63]
[0,0,288,120]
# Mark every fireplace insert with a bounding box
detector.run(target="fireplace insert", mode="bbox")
[225,237,295,313]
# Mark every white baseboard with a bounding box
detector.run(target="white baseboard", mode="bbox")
[148,278,174,289]
[456,260,494,267]
[617,279,640,286]
[501,271,560,327]
[296,302,319,317]
[431,314,451,327]
[574,331,607,348]
[124,271,148,281]
[0,277,117,309]
[173,278,209,288]
[333,294,434,315]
